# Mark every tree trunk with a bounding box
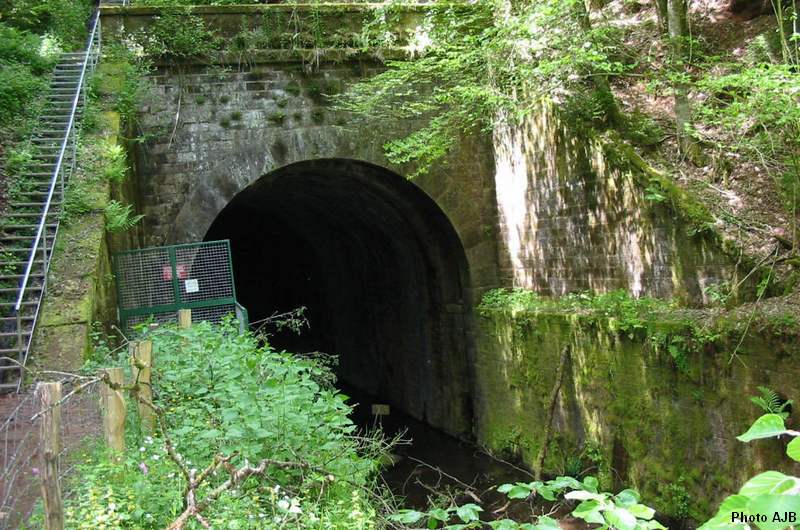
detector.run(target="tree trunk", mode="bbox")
[666,0,692,156]
[655,0,669,33]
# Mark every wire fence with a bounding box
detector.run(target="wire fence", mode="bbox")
[0,381,101,529]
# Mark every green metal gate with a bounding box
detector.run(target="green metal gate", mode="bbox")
[113,240,248,332]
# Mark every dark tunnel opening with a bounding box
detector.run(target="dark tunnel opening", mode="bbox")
[204,159,475,436]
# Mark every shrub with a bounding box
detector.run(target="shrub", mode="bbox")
[133,11,221,60]
[0,23,57,74]
[60,322,387,528]
[0,0,90,49]
[0,64,47,127]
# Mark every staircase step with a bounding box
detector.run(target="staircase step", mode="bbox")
[0,247,53,253]
[6,213,56,219]
[0,316,36,321]
[0,366,27,373]
[1,235,41,241]
[14,191,60,199]
[10,202,61,208]
[33,136,69,141]
[0,261,46,267]
[15,191,61,197]
[31,138,66,149]
[0,273,43,281]
[3,224,58,230]
[0,287,40,294]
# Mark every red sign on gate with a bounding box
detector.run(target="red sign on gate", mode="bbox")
[162,263,188,281]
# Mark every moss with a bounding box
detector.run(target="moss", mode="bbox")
[306,80,336,104]
[285,81,302,97]
[475,297,800,521]
[602,137,715,234]
[311,108,325,125]
[267,110,286,124]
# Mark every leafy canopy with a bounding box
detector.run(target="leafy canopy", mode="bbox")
[335,0,628,177]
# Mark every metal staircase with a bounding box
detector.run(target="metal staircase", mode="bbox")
[0,13,101,392]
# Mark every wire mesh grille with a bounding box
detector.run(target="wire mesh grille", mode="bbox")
[125,304,237,329]
[175,240,234,303]
[114,246,174,310]
[115,241,240,332]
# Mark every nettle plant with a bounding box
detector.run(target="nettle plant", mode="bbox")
[701,409,800,530]
[390,476,664,530]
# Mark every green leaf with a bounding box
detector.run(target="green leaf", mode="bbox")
[456,503,483,523]
[747,494,800,530]
[583,476,599,493]
[606,507,637,530]
[389,510,425,524]
[787,437,800,462]
[488,520,520,530]
[199,428,221,439]
[566,490,605,501]
[573,501,606,525]
[500,482,534,499]
[720,495,752,513]
[740,472,796,497]
[534,515,561,530]
[702,493,753,529]
[497,483,515,493]
[574,500,601,515]
[429,508,450,522]
[628,504,656,520]
[537,485,557,501]
[737,414,788,442]
[615,489,641,507]
[547,476,583,490]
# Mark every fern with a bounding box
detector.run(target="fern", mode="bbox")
[104,200,144,233]
[750,386,793,419]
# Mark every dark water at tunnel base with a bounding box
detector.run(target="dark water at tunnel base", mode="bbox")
[341,384,530,509]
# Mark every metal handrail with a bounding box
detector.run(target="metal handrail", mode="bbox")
[12,13,102,320]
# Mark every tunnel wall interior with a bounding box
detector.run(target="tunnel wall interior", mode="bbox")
[205,159,475,437]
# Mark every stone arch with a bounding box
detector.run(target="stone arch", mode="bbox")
[203,158,475,436]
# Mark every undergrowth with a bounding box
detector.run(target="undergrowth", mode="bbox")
[45,321,395,528]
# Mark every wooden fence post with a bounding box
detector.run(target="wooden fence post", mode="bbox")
[37,382,64,530]
[130,340,154,433]
[178,309,192,329]
[100,367,126,455]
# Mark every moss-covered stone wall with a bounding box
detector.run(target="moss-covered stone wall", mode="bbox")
[492,103,752,306]
[474,304,800,520]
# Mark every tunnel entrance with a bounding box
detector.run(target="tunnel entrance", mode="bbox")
[204,159,474,436]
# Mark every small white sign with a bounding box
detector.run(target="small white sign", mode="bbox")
[371,404,390,416]
[184,279,199,293]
